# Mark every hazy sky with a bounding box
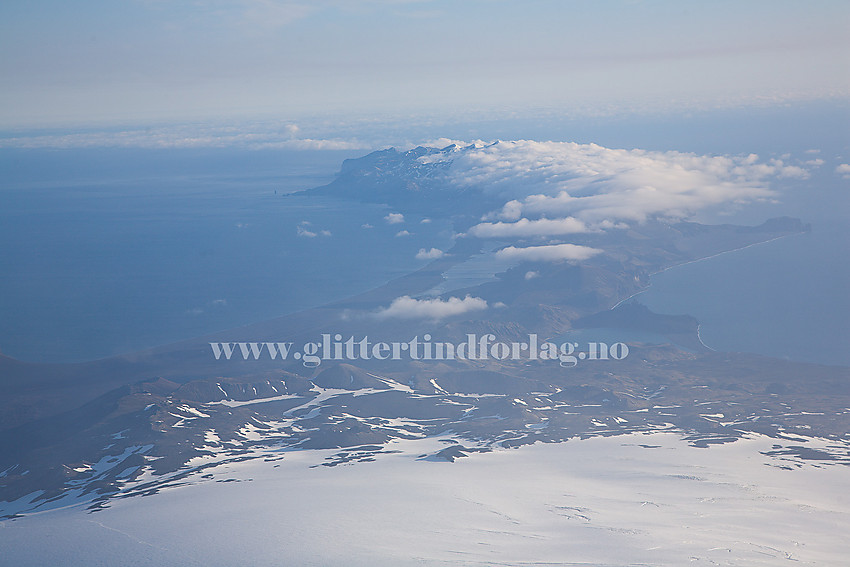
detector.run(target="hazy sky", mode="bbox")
[1,0,848,127]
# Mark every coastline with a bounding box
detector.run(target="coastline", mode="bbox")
[610,231,801,311]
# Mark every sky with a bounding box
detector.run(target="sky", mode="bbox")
[1,0,849,128]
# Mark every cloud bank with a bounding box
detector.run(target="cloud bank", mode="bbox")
[0,124,370,150]
[421,141,808,236]
[469,217,588,238]
[495,243,603,263]
[374,295,488,320]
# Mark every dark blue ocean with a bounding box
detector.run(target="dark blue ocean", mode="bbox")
[640,221,850,366]
[0,148,455,362]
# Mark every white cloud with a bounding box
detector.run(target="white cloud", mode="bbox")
[420,218,431,224]
[385,213,405,224]
[415,247,444,260]
[297,221,331,238]
[416,248,446,260]
[374,295,488,320]
[836,164,850,178]
[524,271,539,280]
[769,159,808,179]
[469,216,588,238]
[495,243,603,263]
[805,158,825,167]
[361,223,374,229]
[395,230,411,237]
[422,141,802,227]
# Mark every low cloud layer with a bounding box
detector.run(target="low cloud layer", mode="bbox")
[495,243,603,263]
[421,141,809,235]
[469,217,588,238]
[374,295,488,320]
[0,124,369,150]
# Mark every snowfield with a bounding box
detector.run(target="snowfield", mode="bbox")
[1,431,848,566]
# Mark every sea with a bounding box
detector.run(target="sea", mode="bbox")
[1,103,848,366]
[0,148,455,362]
[639,219,850,366]
[636,147,850,367]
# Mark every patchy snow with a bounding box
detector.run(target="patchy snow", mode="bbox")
[175,405,210,418]
[207,393,301,408]
[365,372,415,393]
[65,446,154,488]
